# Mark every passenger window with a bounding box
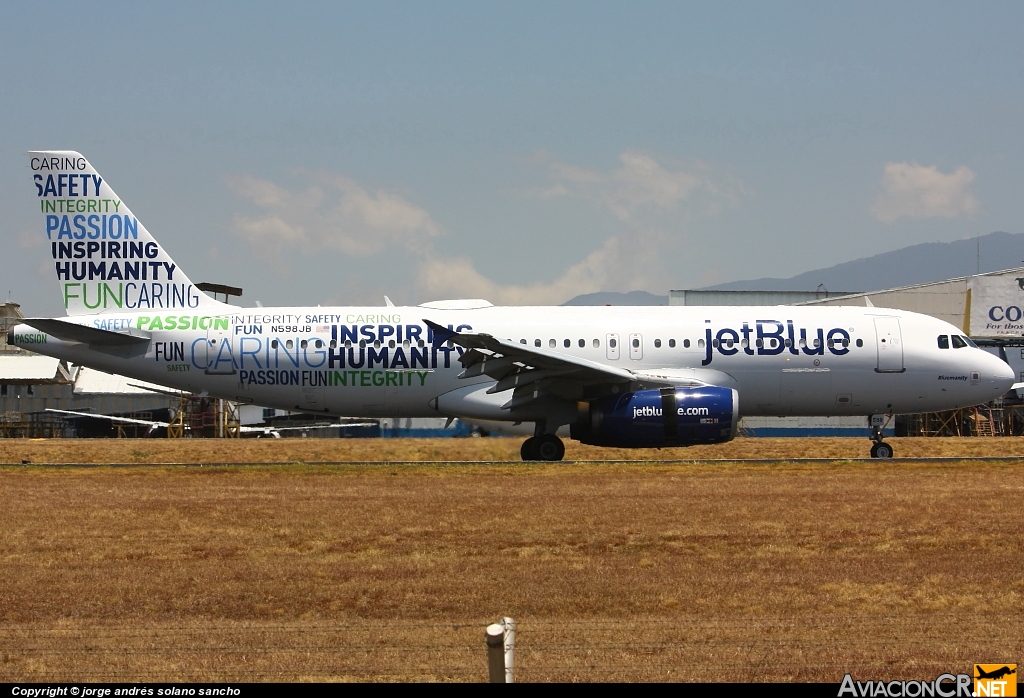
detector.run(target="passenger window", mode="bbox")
[534,339,541,347]
[697,339,705,348]
[271,340,278,349]
[520,339,526,344]
[549,339,556,348]
[593,339,600,348]
[578,339,585,348]
[300,340,308,349]
[563,339,570,348]
[669,339,676,348]
[712,339,719,348]
[938,335,949,349]
[654,339,662,348]
[609,338,617,348]
[856,339,863,347]
[683,339,690,348]
[286,340,294,349]
[951,335,967,349]
[632,338,640,348]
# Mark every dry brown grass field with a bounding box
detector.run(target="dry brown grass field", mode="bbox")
[0,446,1021,682]
[5,435,1024,463]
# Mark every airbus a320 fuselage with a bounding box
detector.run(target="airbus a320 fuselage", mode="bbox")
[9,151,1014,460]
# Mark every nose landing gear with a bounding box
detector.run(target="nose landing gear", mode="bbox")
[870,441,894,459]
[520,434,565,461]
[869,413,893,459]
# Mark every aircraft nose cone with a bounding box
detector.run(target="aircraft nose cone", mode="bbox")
[996,354,1016,387]
[987,351,1016,394]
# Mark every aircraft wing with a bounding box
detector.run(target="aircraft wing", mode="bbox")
[47,409,376,437]
[46,408,169,429]
[424,319,721,409]
[24,318,151,346]
[267,421,379,432]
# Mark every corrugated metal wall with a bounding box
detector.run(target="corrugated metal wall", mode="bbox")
[0,382,173,418]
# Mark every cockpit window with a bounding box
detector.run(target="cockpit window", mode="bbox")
[951,335,967,349]
[937,335,949,349]
[962,335,978,348]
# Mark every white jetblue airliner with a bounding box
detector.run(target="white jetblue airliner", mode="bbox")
[9,151,1015,460]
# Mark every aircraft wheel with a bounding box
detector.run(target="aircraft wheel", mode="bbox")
[870,442,894,459]
[521,437,539,461]
[535,434,565,462]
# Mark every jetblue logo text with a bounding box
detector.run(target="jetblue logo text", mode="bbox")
[701,320,852,366]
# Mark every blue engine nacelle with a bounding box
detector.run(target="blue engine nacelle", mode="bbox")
[570,386,739,448]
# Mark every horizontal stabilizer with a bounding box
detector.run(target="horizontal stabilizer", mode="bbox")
[24,318,150,345]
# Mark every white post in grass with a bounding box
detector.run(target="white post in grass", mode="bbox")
[501,617,516,683]
[486,623,505,683]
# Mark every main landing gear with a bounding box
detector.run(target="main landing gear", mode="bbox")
[869,413,893,459]
[521,434,565,461]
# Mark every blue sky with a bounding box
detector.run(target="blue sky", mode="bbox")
[3,2,1022,314]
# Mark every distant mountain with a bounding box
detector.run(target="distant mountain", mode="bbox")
[562,231,1023,306]
[562,291,668,306]
[704,231,1023,292]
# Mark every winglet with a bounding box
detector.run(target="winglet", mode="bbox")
[423,319,457,348]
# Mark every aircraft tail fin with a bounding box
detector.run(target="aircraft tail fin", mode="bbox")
[28,151,231,316]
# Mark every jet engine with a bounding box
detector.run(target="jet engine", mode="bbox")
[571,386,738,448]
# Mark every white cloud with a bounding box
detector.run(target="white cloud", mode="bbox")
[18,225,43,250]
[227,153,725,304]
[417,227,672,305]
[528,149,728,221]
[872,162,979,223]
[227,172,440,257]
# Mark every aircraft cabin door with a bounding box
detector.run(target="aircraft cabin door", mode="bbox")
[606,333,620,360]
[629,333,643,360]
[873,317,904,373]
[205,324,236,375]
